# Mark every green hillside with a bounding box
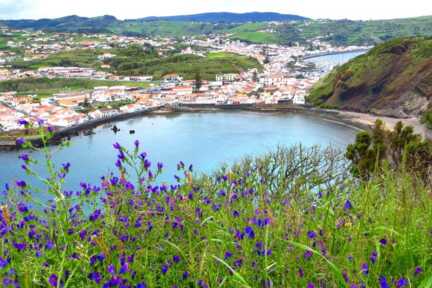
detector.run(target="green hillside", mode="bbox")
[9,47,262,80]
[308,37,432,118]
[3,14,432,45]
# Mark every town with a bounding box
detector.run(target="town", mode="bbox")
[0,28,369,133]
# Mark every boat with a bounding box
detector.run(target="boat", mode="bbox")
[129,130,135,134]
[83,130,95,136]
[112,125,120,133]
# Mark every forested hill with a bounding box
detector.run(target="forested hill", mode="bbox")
[140,12,308,22]
[308,37,432,118]
[2,14,432,46]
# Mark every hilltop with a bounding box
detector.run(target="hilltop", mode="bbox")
[308,37,432,118]
[139,12,308,22]
[2,14,432,46]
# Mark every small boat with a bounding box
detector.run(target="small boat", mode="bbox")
[129,130,135,134]
[112,125,120,133]
[83,130,95,136]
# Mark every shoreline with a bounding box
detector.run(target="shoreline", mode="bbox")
[0,104,429,150]
[303,48,370,60]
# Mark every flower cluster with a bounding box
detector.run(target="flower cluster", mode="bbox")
[0,127,429,287]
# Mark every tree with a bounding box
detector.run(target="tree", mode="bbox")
[346,120,432,183]
[194,70,202,93]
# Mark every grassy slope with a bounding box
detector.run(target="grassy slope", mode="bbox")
[0,78,150,97]
[8,48,261,81]
[308,37,432,114]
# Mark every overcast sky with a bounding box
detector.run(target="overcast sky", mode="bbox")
[0,0,431,20]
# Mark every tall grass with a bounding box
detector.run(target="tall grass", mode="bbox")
[1,126,431,287]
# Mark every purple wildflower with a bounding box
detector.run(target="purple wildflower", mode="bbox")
[173,255,181,263]
[119,262,129,274]
[16,137,25,146]
[157,162,163,171]
[19,154,30,162]
[13,242,26,251]
[108,264,115,275]
[224,251,233,259]
[161,264,169,274]
[344,200,353,210]
[113,142,121,150]
[88,272,102,283]
[48,274,58,287]
[304,250,313,260]
[379,276,389,288]
[307,231,317,239]
[370,251,378,263]
[414,266,423,276]
[307,283,315,288]
[18,119,29,126]
[379,238,387,246]
[89,209,102,221]
[396,278,408,288]
[16,180,27,188]
[197,280,208,288]
[360,263,369,275]
[245,226,255,239]
[0,257,9,268]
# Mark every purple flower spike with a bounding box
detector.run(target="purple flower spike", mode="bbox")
[396,278,408,288]
[173,255,181,263]
[157,162,164,171]
[16,180,27,188]
[88,271,101,283]
[113,142,121,150]
[379,238,388,246]
[161,264,169,274]
[18,119,29,126]
[360,263,369,275]
[307,230,317,239]
[379,276,389,288]
[224,251,233,260]
[48,274,58,287]
[344,200,353,210]
[414,266,423,276]
[370,251,378,263]
[16,137,25,147]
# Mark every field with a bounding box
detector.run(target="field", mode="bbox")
[0,78,151,98]
[1,123,432,287]
[9,47,262,81]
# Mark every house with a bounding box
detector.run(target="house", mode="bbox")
[54,92,90,108]
[162,73,183,82]
[216,73,238,83]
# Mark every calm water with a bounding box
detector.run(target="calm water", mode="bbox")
[0,112,357,190]
[306,51,366,72]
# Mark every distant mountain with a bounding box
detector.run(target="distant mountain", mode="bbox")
[140,12,308,23]
[1,15,118,33]
[308,37,432,118]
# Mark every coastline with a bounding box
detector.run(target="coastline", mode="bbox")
[0,103,430,150]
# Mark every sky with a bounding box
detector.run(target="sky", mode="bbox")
[0,0,432,20]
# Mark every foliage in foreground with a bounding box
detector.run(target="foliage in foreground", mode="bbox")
[346,120,432,183]
[1,124,432,287]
